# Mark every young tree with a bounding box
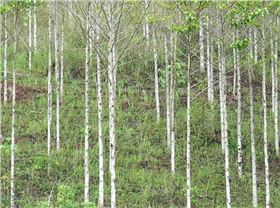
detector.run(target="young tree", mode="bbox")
[274,18,279,157]
[33,0,37,52]
[28,5,32,70]
[54,0,60,151]
[107,1,117,206]
[261,18,270,208]
[236,41,242,178]
[60,11,65,103]
[218,11,231,206]
[249,27,258,208]
[11,5,19,207]
[96,8,104,208]
[206,17,213,102]
[3,0,7,103]
[186,37,191,208]
[164,31,171,148]
[84,1,90,203]
[47,0,52,171]
[152,0,160,122]
[199,15,205,73]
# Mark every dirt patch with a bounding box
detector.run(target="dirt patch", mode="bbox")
[0,82,45,103]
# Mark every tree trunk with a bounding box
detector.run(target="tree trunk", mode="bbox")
[262,21,270,208]
[3,5,7,104]
[96,10,104,208]
[47,1,53,173]
[108,1,117,207]
[54,0,60,151]
[270,26,275,114]
[199,16,205,73]
[28,7,32,70]
[152,0,160,123]
[11,9,18,208]
[164,32,170,148]
[170,32,176,175]
[60,12,65,104]
[236,45,242,178]
[84,2,90,203]
[186,38,191,208]
[249,27,258,208]
[219,14,231,206]
[275,18,279,157]
[33,0,37,52]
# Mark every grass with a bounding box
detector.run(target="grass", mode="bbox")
[0,48,279,208]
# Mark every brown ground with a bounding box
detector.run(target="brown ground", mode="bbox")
[0,82,45,103]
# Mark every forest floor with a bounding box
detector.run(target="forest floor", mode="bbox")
[0,65,280,208]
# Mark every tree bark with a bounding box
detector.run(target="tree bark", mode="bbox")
[236,45,242,178]
[54,0,60,151]
[249,27,258,208]
[60,12,65,104]
[164,32,171,148]
[262,20,270,208]
[96,10,104,208]
[33,0,37,52]
[28,7,32,70]
[84,2,90,203]
[47,0,53,172]
[152,0,160,122]
[3,4,7,104]
[108,1,117,207]
[199,16,205,73]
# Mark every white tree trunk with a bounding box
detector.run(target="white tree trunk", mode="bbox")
[84,2,90,203]
[262,21,270,208]
[218,42,225,152]
[222,48,231,208]
[199,16,205,73]
[54,0,60,151]
[206,19,211,102]
[28,7,32,70]
[270,26,275,114]
[152,0,160,123]
[232,45,237,98]
[164,32,171,148]
[0,13,2,206]
[249,28,258,208]
[3,7,7,104]
[60,12,65,103]
[33,0,37,52]
[96,12,104,208]
[275,18,279,157]
[253,28,258,63]
[47,1,52,166]
[218,19,231,204]
[108,1,117,207]
[144,0,149,48]
[170,32,176,175]
[236,46,242,178]
[11,11,18,208]
[186,46,191,208]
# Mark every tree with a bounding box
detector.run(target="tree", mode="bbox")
[11,4,19,207]
[3,0,7,104]
[107,1,118,207]
[47,0,52,174]
[33,0,37,52]
[54,0,60,151]
[84,1,90,203]
[262,16,270,208]
[96,6,104,207]
[28,4,32,70]
[152,0,160,123]
[60,9,64,103]
[248,27,258,208]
